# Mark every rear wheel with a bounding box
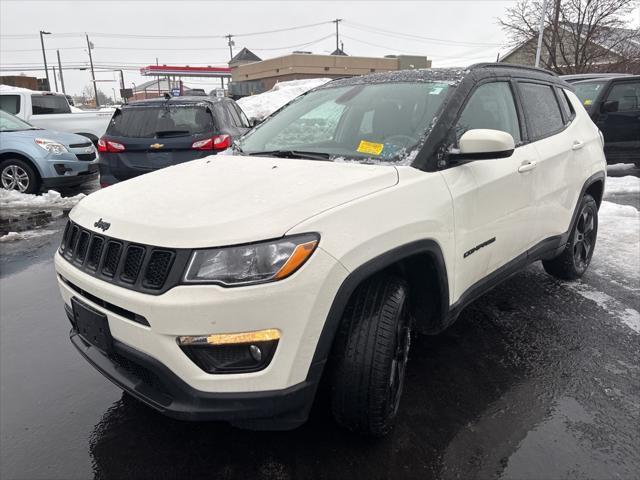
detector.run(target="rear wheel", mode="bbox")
[543,194,598,280]
[0,158,40,194]
[329,273,411,436]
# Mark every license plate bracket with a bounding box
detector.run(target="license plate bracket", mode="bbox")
[72,297,113,354]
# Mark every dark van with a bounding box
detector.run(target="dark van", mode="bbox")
[98,96,251,186]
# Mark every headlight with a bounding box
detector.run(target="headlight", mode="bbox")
[35,138,68,155]
[184,233,319,286]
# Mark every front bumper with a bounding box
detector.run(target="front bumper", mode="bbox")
[68,313,320,427]
[55,246,348,424]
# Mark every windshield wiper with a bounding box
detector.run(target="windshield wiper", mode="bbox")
[155,130,190,138]
[246,150,331,161]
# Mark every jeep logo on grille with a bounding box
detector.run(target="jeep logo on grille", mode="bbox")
[94,218,111,231]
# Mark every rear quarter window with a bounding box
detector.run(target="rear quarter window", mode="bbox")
[518,83,564,140]
[0,95,21,114]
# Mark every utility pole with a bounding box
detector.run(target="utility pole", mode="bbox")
[534,0,549,68]
[86,33,99,107]
[226,34,235,60]
[39,30,51,90]
[51,66,58,92]
[332,18,342,52]
[548,0,562,70]
[156,57,161,96]
[56,49,66,94]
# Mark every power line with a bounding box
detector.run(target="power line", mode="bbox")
[344,21,503,47]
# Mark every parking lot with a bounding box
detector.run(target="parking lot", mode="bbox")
[0,166,638,480]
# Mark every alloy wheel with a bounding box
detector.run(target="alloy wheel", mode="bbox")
[1,164,30,192]
[388,305,411,417]
[573,204,596,270]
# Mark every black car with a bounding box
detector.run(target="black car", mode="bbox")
[98,96,251,186]
[573,76,640,165]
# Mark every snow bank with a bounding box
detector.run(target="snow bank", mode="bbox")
[592,200,640,286]
[0,229,57,243]
[237,78,331,121]
[605,175,640,196]
[607,163,635,172]
[0,189,85,210]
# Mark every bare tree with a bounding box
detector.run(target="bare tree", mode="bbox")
[499,0,640,74]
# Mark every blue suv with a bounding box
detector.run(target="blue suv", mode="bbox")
[0,110,99,193]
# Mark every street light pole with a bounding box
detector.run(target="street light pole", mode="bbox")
[534,0,549,68]
[56,50,66,94]
[39,30,51,90]
[85,33,99,107]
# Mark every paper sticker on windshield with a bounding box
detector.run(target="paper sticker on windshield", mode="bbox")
[357,140,384,155]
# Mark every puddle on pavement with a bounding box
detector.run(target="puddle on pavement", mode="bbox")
[0,209,68,236]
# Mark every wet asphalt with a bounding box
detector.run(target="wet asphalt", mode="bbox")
[0,168,638,480]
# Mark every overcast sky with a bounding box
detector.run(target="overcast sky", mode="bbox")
[1,0,639,98]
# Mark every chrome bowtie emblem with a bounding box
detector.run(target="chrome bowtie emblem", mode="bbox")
[94,218,111,231]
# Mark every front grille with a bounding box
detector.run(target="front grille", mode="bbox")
[59,220,189,295]
[75,152,97,161]
[69,141,92,148]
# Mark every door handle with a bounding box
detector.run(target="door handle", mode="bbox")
[518,160,537,173]
[572,140,585,150]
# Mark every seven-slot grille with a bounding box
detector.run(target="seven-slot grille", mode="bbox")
[59,220,179,293]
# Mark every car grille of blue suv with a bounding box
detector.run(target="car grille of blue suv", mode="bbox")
[59,220,191,295]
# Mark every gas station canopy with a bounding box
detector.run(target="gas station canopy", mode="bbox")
[140,65,232,78]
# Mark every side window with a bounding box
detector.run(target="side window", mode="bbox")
[213,103,232,129]
[0,95,21,115]
[231,103,250,128]
[556,88,575,123]
[518,83,564,139]
[605,82,640,112]
[224,103,242,127]
[455,82,521,144]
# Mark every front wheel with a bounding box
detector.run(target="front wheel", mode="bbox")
[329,273,411,436]
[0,158,40,194]
[543,193,598,280]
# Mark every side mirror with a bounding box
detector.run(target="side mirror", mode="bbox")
[601,100,619,113]
[449,129,515,163]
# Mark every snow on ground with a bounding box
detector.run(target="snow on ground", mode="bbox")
[237,78,331,121]
[0,189,85,210]
[604,175,640,197]
[0,229,58,243]
[591,200,640,289]
[607,163,636,172]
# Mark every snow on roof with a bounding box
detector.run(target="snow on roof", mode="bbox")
[0,84,36,93]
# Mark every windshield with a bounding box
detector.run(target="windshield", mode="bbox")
[238,81,451,163]
[106,104,215,138]
[0,110,35,131]
[574,81,607,110]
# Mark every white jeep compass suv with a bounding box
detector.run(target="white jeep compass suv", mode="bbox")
[55,64,606,436]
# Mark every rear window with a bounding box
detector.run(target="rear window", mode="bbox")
[519,83,564,140]
[0,95,21,114]
[107,105,215,138]
[31,94,71,114]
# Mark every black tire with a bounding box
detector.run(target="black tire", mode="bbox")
[329,273,411,436]
[543,194,598,280]
[0,158,40,194]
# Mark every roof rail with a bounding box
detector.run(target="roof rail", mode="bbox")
[469,63,557,77]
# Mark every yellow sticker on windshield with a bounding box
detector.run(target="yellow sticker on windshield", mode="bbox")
[584,99,592,106]
[357,140,384,155]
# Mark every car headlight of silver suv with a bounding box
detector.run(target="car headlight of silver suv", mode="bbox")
[35,138,68,155]
[183,233,319,286]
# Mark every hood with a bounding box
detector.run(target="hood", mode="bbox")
[71,155,398,248]
[6,128,91,147]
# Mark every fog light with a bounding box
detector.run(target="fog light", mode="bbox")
[177,329,279,374]
[54,164,72,175]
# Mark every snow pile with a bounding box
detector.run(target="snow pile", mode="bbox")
[0,189,85,210]
[592,200,640,285]
[604,175,640,197]
[0,229,57,243]
[607,163,635,173]
[237,78,331,121]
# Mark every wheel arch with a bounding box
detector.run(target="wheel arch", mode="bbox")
[308,240,450,381]
[0,151,44,179]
